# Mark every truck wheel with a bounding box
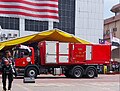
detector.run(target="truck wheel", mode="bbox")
[72,68,83,78]
[25,67,38,78]
[86,68,95,78]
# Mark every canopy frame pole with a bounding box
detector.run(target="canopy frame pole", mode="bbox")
[48,21,53,30]
[0,26,2,41]
[19,18,25,37]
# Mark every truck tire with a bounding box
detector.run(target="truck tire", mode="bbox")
[86,68,95,78]
[71,67,83,78]
[25,67,38,78]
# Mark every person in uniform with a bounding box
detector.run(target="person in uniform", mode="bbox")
[1,50,17,91]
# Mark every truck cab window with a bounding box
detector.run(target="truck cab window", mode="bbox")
[20,49,29,58]
[13,50,19,58]
[13,49,32,58]
[20,49,32,58]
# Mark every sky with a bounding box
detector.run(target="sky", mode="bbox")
[104,0,119,19]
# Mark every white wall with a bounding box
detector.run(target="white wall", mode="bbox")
[0,29,38,38]
[0,29,19,36]
[75,0,104,43]
[0,29,19,41]
[0,28,39,42]
[20,31,39,37]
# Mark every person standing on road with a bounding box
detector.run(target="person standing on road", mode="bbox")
[1,50,17,91]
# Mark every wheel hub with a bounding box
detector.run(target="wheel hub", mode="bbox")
[29,70,35,77]
[74,70,81,77]
[88,70,94,77]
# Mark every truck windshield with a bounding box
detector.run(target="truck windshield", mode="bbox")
[13,49,32,58]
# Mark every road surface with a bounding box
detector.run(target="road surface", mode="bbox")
[0,74,120,91]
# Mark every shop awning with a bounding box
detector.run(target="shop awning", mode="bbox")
[0,29,90,50]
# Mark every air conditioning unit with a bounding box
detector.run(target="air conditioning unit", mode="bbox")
[113,28,117,32]
[7,33,12,38]
[2,34,7,38]
[13,34,17,38]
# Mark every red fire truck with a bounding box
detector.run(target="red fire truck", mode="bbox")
[13,41,111,78]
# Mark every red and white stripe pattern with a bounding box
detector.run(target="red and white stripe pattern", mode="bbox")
[0,0,59,22]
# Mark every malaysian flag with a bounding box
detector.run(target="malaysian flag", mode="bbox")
[0,0,59,22]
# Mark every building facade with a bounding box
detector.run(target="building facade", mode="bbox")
[104,3,120,62]
[0,0,104,43]
[75,0,103,43]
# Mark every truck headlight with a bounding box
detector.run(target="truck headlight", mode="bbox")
[26,57,31,62]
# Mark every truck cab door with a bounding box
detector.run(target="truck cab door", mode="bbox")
[14,49,32,67]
